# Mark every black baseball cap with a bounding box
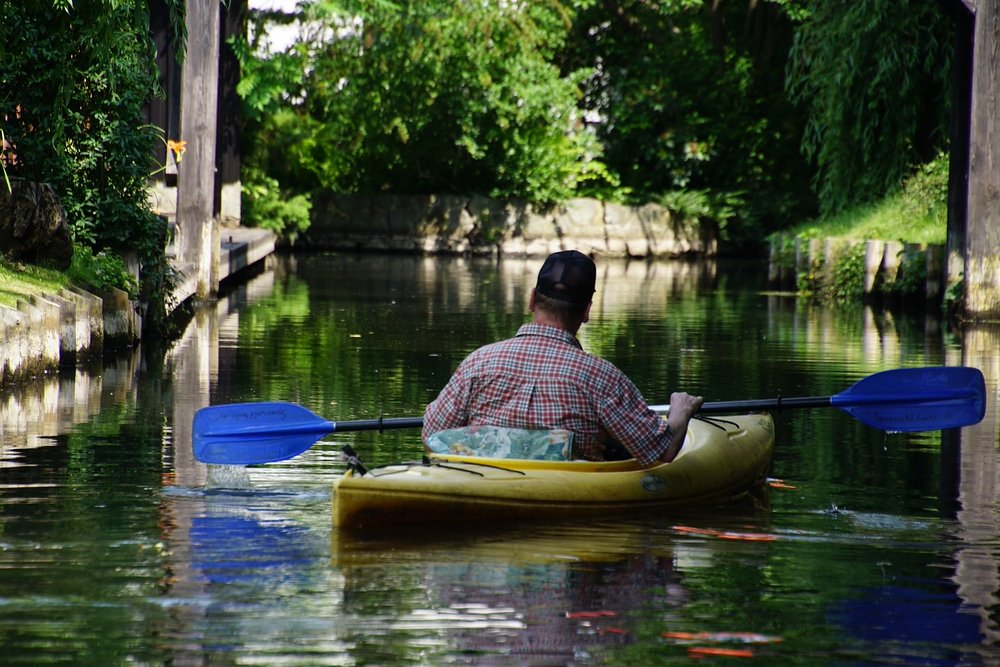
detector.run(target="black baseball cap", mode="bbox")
[535,250,596,304]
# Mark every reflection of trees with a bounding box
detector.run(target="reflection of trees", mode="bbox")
[0,345,172,665]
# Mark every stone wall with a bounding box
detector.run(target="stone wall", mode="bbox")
[0,286,138,386]
[768,235,947,306]
[303,194,716,258]
[2,226,276,387]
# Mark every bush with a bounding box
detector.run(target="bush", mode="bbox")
[0,1,174,332]
[68,246,139,299]
[826,243,866,302]
[242,168,312,243]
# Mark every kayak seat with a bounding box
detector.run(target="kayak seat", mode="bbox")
[424,425,574,461]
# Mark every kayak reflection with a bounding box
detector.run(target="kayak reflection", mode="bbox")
[332,520,696,662]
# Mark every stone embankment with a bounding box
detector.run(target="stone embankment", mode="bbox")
[1,226,275,386]
[4,195,708,385]
[304,194,716,258]
[0,284,130,384]
[768,235,947,305]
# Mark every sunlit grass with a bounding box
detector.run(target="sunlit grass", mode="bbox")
[784,194,946,245]
[781,154,948,246]
[0,258,69,308]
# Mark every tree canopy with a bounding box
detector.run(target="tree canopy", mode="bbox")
[0,0,959,288]
[241,0,954,243]
[787,0,953,215]
[238,0,607,211]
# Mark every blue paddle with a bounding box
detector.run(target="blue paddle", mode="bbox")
[192,366,986,465]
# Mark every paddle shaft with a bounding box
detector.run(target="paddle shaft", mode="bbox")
[651,394,955,413]
[332,417,424,433]
[332,397,837,430]
[191,366,986,464]
[316,391,968,431]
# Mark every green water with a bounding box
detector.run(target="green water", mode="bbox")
[0,252,997,665]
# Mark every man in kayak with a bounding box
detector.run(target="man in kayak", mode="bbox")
[422,249,704,466]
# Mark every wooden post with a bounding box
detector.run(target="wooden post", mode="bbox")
[218,0,245,225]
[963,0,1000,319]
[943,1,974,306]
[864,240,884,296]
[177,0,221,300]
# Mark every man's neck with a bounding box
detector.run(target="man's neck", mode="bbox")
[532,312,581,335]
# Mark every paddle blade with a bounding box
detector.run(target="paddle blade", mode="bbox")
[193,402,334,464]
[832,366,986,432]
[195,431,327,465]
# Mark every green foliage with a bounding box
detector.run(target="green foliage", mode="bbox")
[564,0,817,240]
[780,153,948,246]
[659,189,736,235]
[68,246,139,299]
[881,245,927,299]
[787,0,953,215]
[0,0,175,333]
[242,168,313,242]
[795,254,821,295]
[826,242,866,302]
[238,0,606,205]
[163,0,188,62]
[238,0,957,247]
[897,152,949,225]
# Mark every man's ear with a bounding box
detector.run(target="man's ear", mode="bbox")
[529,288,537,312]
[582,301,592,324]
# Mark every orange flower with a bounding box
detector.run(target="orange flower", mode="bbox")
[167,139,187,163]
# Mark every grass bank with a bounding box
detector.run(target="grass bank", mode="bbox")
[0,258,69,308]
[767,155,950,305]
[1,246,137,309]
[779,155,947,245]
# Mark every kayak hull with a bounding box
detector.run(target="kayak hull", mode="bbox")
[332,414,775,530]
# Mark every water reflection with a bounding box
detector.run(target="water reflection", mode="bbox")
[953,325,1000,647]
[0,350,140,455]
[333,520,689,662]
[1,253,1000,664]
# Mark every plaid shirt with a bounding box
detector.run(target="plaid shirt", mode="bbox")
[423,323,672,465]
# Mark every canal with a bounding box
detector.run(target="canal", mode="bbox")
[0,251,998,665]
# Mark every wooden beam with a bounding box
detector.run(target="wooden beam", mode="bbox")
[963,0,1000,319]
[176,0,221,300]
[944,0,974,307]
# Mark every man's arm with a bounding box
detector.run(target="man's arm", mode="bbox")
[597,373,701,467]
[658,391,704,463]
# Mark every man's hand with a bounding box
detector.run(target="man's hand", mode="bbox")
[661,391,704,462]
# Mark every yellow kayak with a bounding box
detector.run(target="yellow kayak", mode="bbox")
[332,414,774,531]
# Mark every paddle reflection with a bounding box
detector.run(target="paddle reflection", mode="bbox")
[190,514,315,584]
